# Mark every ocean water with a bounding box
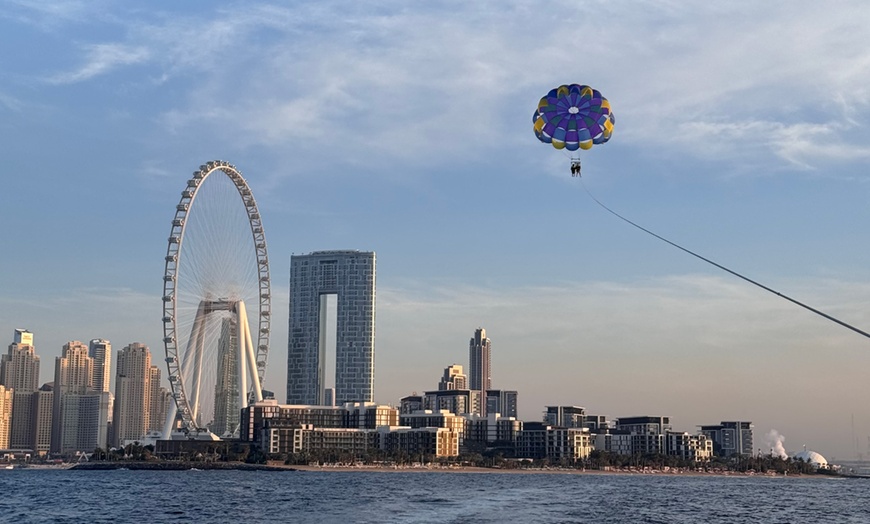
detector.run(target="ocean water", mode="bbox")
[1,469,867,523]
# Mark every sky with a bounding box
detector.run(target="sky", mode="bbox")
[2,1,870,460]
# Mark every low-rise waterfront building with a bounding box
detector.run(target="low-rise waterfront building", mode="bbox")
[486,390,518,419]
[465,413,523,446]
[615,416,671,455]
[381,426,459,458]
[548,427,593,461]
[399,409,465,432]
[423,389,480,417]
[262,424,379,456]
[592,428,633,455]
[240,401,347,442]
[699,421,753,457]
[665,431,713,461]
[517,422,549,459]
[399,395,423,415]
[544,406,608,431]
[345,402,399,429]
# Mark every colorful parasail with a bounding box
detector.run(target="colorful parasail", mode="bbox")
[533,84,614,152]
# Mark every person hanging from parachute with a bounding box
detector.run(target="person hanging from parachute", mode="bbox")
[533,82,870,342]
[532,84,614,177]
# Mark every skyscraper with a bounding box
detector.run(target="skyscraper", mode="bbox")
[0,385,11,449]
[438,364,468,391]
[112,343,152,447]
[60,391,111,452]
[1,329,41,449]
[52,341,95,453]
[148,366,164,433]
[212,317,239,437]
[287,250,376,405]
[31,384,53,455]
[88,339,112,393]
[468,328,491,415]
[1,329,40,391]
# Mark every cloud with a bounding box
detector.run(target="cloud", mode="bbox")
[0,0,94,28]
[24,1,870,174]
[48,43,150,84]
[675,120,870,169]
[0,91,23,112]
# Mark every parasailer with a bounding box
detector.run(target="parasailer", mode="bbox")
[534,83,870,342]
[532,84,614,177]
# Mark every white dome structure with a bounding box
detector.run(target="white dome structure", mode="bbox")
[791,450,828,468]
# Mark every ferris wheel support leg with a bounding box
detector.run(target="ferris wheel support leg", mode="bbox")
[189,305,208,425]
[237,301,249,412]
[240,300,263,403]
[163,401,178,438]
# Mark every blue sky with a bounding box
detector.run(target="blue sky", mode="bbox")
[3,1,870,459]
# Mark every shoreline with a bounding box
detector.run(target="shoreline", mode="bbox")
[284,464,803,477]
[68,461,292,472]
[17,461,844,478]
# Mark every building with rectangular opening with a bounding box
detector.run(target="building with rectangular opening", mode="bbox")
[287,250,376,405]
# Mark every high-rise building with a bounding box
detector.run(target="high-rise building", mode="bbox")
[112,343,152,447]
[52,341,94,453]
[438,364,467,391]
[1,329,40,392]
[287,250,376,405]
[148,367,164,433]
[31,384,53,455]
[1,329,42,449]
[212,318,239,437]
[468,328,491,415]
[9,391,33,449]
[0,385,12,449]
[60,392,111,452]
[88,339,112,393]
[13,329,33,346]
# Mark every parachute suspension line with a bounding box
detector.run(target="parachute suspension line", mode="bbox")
[578,179,870,341]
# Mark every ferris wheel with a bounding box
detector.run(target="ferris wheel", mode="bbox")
[161,161,270,437]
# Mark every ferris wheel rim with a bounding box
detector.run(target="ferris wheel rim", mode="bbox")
[161,160,271,433]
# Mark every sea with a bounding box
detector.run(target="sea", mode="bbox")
[1,469,867,523]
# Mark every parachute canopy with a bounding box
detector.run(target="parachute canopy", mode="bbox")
[533,84,614,151]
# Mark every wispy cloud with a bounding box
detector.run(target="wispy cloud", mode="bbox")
[23,1,870,173]
[676,120,870,169]
[48,43,150,84]
[0,0,93,28]
[0,91,23,112]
